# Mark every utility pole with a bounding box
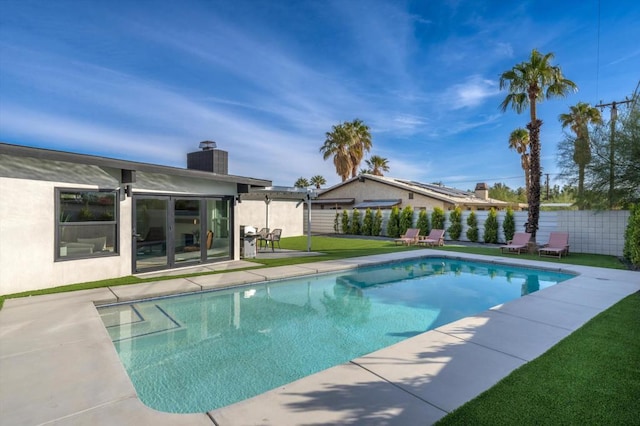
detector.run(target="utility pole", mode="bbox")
[545,173,550,200]
[595,99,632,208]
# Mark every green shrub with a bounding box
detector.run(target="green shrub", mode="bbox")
[350,209,362,235]
[341,210,350,234]
[372,209,383,236]
[503,207,515,242]
[334,212,340,233]
[431,207,446,230]
[416,209,430,236]
[623,204,640,268]
[483,208,500,243]
[399,206,414,235]
[362,208,374,236]
[386,206,401,237]
[447,207,463,240]
[466,211,479,242]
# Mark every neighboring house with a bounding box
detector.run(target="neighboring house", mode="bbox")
[0,142,272,295]
[313,174,519,211]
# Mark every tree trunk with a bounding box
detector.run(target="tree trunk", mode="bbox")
[526,119,543,246]
[577,165,585,210]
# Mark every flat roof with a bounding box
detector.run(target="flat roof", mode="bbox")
[0,142,272,187]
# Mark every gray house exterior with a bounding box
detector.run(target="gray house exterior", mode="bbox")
[0,142,271,295]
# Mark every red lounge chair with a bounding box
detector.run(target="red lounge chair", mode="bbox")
[395,228,420,246]
[417,229,445,247]
[500,232,531,254]
[538,232,570,258]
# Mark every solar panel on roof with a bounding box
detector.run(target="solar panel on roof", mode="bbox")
[396,179,472,198]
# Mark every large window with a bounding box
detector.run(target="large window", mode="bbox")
[56,189,118,260]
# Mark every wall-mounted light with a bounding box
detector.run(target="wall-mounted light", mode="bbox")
[125,185,132,197]
[235,195,242,204]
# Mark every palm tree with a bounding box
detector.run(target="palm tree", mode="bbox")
[365,155,390,176]
[320,122,353,182]
[559,102,602,209]
[309,175,326,189]
[294,177,309,188]
[346,119,372,178]
[320,119,372,181]
[499,49,577,242]
[508,128,530,197]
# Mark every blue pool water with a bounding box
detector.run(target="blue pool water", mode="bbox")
[98,257,574,413]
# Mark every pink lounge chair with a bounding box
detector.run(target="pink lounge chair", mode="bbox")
[395,228,420,246]
[500,232,531,254]
[417,229,445,247]
[538,232,570,259]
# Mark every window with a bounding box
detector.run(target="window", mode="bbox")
[408,192,414,199]
[56,189,118,260]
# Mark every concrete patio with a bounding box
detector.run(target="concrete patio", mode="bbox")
[1,250,638,426]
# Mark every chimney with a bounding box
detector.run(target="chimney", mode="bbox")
[474,182,489,200]
[187,140,228,174]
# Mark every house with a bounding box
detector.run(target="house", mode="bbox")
[312,174,519,211]
[0,141,272,295]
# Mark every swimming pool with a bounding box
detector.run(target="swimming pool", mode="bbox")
[98,257,574,413]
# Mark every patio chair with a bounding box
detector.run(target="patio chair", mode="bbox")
[264,228,282,251]
[256,227,270,249]
[395,228,420,246]
[500,232,531,254]
[416,229,445,247]
[538,232,570,259]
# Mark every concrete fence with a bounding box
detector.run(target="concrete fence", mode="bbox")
[308,209,630,257]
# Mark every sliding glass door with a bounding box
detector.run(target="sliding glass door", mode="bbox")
[134,195,232,273]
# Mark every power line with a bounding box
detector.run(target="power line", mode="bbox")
[595,0,601,103]
[595,98,633,208]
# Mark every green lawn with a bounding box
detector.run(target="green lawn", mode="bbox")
[436,291,640,425]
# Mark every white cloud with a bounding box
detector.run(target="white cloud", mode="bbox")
[447,75,500,109]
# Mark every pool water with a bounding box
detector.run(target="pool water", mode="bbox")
[98,257,574,413]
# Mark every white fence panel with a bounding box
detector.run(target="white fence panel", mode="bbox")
[310,209,630,257]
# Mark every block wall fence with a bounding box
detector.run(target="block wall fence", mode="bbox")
[307,209,630,257]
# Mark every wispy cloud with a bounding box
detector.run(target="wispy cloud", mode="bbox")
[446,75,500,109]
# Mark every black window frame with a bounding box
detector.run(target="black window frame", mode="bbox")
[55,188,120,261]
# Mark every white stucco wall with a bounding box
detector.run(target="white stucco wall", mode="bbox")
[238,200,304,237]
[0,177,132,295]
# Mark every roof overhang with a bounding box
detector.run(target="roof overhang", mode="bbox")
[353,199,402,209]
[0,142,272,187]
[242,186,318,201]
[311,198,355,205]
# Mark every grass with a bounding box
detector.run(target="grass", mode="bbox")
[0,236,626,309]
[436,291,640,425]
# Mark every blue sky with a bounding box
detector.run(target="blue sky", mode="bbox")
[1,0,638,190]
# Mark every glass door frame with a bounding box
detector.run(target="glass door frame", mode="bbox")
[132,194,233,273]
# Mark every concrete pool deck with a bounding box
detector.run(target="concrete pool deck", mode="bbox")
[1,250,638,425]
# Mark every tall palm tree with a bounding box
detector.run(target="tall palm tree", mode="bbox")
[320,119,372,181]
[320,123,353,181]
[346,119,372,178]
[508,128,530,197]
[559,102,602,209]
[365,155,390,176]
[309,175,326,189]
[499,49,577,242]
